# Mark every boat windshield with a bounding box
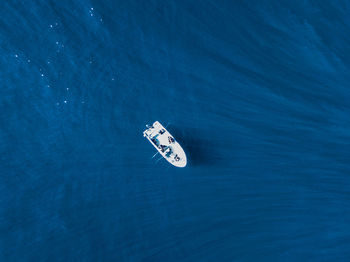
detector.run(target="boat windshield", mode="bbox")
[151,138,160,147]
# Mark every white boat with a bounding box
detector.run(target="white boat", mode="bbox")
[143,121,187,167]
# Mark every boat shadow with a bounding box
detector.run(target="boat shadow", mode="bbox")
[168,125,218,167]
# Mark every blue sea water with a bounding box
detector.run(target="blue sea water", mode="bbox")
[1,0,350,261]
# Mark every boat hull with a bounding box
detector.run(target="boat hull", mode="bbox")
[143,121,187,167]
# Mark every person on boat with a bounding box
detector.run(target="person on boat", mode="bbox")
[165,147,172,158]
[160,145,167,152]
